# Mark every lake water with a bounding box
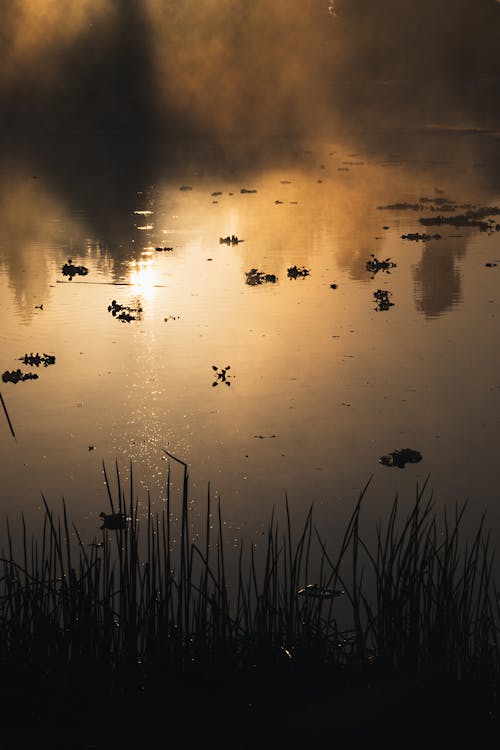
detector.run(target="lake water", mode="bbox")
[1,129,500,548]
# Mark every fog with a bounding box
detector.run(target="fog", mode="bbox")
[1,0,500,138]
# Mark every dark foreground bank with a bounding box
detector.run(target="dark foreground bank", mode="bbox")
[0,457,499,748]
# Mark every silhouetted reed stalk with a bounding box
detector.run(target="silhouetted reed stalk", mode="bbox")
[0,391,16,439]
[0,459,498,691]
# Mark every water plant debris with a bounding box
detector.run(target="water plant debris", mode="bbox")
[297,584,344,599]
[62,259,89,280]
[373,289,394,311]
[220,235,243,245]
[2,369,39,384]
[379,448,423,468]
[287,265,310,279]
[212,365,232,387]
[419,206,500,233]
[245,268,277,285]
[401,232,441,241]
[108,300,143,322]
[366,255,397,276]
[18,353,55,367]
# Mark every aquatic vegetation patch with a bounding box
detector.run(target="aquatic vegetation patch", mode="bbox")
[245,268,277,285]
[18,352,55,367]
[2,352,55,385]
[212,364,232,386]
[61,258,89,280]
[2,369,39,383]
[297,584,344,599]
[373,289,394,311]
[379,447,422,468]
[420,206,500,233]
[378,202,423,211]
[366,255,396,276]
[287,265,310,279]
[401,232,441,241]
[220,235,243,245]
[108,299,143,323]
[379,199,477,213]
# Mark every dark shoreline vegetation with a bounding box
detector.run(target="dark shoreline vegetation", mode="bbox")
[1,457,500,748]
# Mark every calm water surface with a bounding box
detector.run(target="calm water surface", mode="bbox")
[1,131,500,546]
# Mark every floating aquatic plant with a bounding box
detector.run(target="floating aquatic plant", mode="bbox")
[212,365,232,386]
[379,448,422,468]
[401,232,441,241]
[287,265,310,279]
[420,206,500,233]
[373,289,394,311]
[220,235,242,245]
[61,258,89,280]
[245,269,277,286]
[2,369,39,384]
[18,353,55,367]
[366,255,396,277]
[108,300,143,323]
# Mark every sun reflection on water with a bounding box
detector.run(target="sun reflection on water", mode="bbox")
[128,257,156,299]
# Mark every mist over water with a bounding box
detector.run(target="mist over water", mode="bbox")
[2,0,500,140]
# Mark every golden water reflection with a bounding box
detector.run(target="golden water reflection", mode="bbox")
[128,257,157,300]
[1,134,500,545]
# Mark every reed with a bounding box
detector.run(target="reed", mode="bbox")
[0,458,498,703]
[0,391,16,439]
